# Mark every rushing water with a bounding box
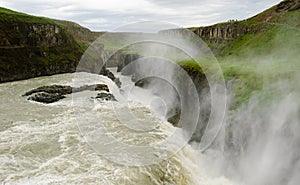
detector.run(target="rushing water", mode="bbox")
[0,70,234,185]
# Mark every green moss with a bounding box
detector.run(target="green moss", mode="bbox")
[176,49,300,109]
[176,58,263,109]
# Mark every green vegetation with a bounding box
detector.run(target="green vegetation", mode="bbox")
[179,4,300,109]
[54,19,103,49]
[220,24,300,59]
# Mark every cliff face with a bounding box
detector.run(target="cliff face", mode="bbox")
[0,23,81,82]
[0,23,65,47]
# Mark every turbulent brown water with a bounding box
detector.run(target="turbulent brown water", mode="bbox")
[0,71,234,185]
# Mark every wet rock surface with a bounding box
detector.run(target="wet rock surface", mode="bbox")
[95,92,117,101]
[23,85,72,96]
[73,84,109,93]
[23,84,110,104]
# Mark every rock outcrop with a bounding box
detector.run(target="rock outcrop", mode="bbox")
[23,84,110,103]
[276,0,300,12]
[190,23,252,44]
[28,93,66,104]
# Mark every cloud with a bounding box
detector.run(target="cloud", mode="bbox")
[0,0,281,31]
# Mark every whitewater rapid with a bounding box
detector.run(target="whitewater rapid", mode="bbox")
[0,71,234,185]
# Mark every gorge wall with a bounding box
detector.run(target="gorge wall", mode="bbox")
[0,8,106,83]
[190,23,251,44]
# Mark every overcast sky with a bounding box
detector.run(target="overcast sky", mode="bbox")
[0,0,281,31]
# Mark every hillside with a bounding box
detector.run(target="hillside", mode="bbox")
[189,0,300,58]
[0,7,103,82]
[184,0,300,108]
[53,20,104,48]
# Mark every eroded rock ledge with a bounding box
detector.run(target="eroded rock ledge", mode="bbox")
[23,84,116,103]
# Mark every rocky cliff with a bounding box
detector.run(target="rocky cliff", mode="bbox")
[0,7,107,82]
[190,23,251,44]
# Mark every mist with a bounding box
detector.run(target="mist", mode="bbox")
[101,21,300,184]
[103,25,226,146]
[193,38,300,185]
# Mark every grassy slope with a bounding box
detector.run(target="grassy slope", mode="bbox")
[53,19,104,49]
[182,3,300,109]
[0,7,55,24]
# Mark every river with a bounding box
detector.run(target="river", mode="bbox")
[2,68,299,185]
[0,70,234,185]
